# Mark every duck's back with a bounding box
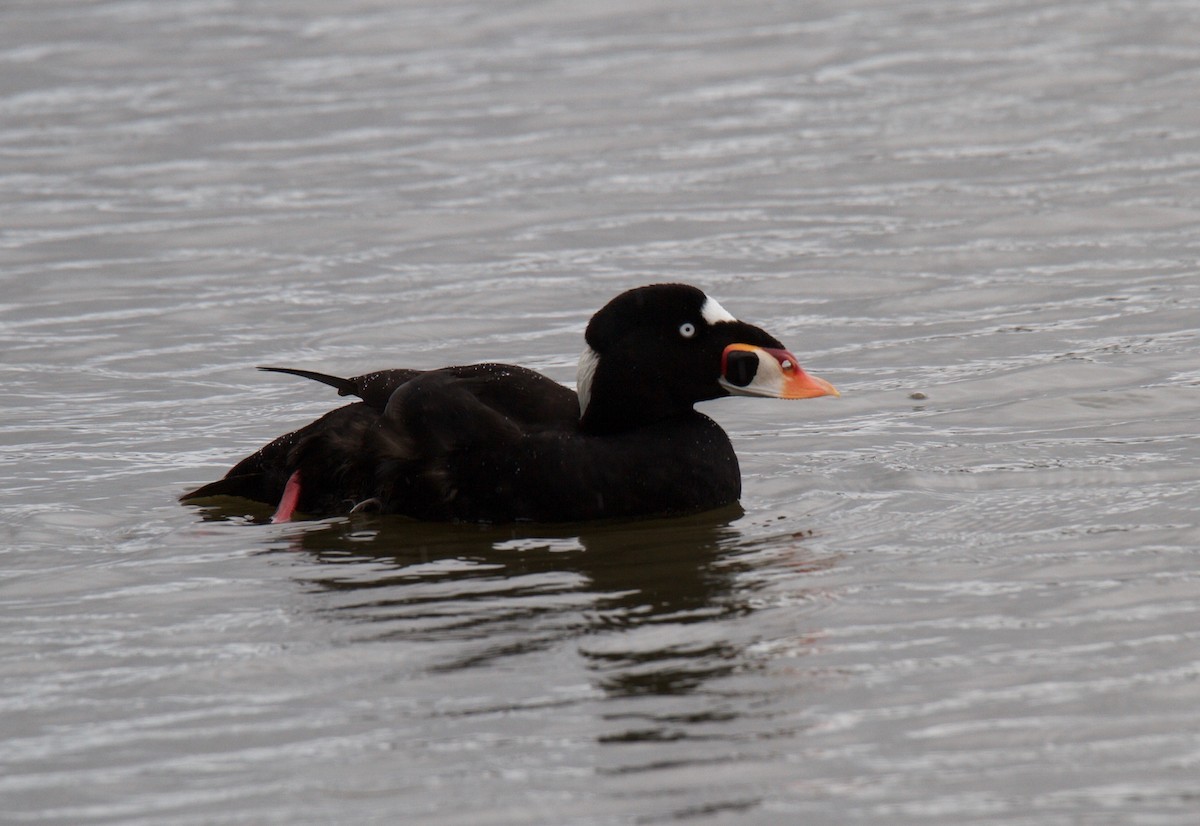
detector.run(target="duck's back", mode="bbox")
[183,362,740,522]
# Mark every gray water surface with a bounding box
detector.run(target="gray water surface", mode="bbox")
[3,1,1199,823]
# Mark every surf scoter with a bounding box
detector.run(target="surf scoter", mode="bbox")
[181,283,837,523]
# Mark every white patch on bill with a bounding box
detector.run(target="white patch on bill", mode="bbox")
[700,295,737,325]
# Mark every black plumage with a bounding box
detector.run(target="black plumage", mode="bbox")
[180,284,836,522]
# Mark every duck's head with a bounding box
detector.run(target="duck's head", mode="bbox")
[577,283,838,433]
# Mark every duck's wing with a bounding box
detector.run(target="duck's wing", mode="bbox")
[182,364,580,519]
[437,364,580,428]
[258,362,580,425]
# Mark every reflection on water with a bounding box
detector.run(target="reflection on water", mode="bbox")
[265,507,827,706]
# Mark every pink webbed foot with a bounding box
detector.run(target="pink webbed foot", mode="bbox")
[270,470,303,523]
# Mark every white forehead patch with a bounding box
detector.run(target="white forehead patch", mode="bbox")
[700,295,737,325]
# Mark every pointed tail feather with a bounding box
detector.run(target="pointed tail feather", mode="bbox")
[258,366,356,396]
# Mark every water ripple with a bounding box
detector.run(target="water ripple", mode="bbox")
[3,0,1200,823]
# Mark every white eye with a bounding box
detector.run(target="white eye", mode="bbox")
[679,322,696,339]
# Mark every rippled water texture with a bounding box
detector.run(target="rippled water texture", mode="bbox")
[3,1,1199,823]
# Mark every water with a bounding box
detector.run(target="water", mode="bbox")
[3,0,1199,823]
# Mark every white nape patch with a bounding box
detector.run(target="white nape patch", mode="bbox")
[576,346,600,417]
[700,295,737,325]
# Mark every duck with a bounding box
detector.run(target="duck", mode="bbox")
[180,283,838,523]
